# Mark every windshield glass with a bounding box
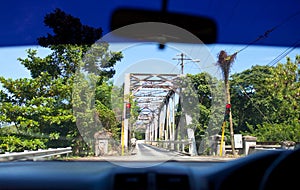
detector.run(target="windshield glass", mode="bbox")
[0,1,299,165]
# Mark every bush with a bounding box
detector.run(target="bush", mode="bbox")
[244,121,300,142]
[0,135,46,153]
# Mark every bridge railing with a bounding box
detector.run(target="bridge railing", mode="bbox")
[145,140,197,156]
[0,147,72,161]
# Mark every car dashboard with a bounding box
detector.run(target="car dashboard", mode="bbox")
[0,149,298,190]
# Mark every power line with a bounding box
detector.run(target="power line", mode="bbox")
[267,39,300,67]
[235,10,300,55]
[168,61,181,74]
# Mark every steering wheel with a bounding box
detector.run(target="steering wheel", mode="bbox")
[259,148,300,190]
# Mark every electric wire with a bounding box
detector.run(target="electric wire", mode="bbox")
[234,10,300,55]
[267,39,300,67]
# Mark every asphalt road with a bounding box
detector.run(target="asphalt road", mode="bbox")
[69,141,238,163]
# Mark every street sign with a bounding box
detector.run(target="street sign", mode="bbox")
[234,134,243,148]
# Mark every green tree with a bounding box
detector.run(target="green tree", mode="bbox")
[0,9,122,155]
[231,56,300,142]
[180,73,224,154]
[230,65,274,132]
[266,56,299,124]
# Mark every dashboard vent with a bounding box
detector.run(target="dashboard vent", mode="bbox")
[156,174,190,190]
[114,173,147,190]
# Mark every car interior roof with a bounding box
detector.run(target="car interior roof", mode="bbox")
[0,0,299,47]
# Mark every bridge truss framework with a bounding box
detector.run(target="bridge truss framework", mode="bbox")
[122,73,188,149]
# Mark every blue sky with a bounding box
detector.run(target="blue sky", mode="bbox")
[0,45,50,79]
[0,43,299,87]
[111,43,300,86]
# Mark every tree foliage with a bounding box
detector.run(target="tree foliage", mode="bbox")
[179,73,224,153]
[182,55,299,148]
[38,8,102,47]
[0,9,122,154]
[231,56,300,142]
[230,65,274,131]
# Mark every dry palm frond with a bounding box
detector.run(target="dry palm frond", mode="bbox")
[217,50,237,80]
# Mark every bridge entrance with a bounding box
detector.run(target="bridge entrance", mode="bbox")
[122,73,197,156]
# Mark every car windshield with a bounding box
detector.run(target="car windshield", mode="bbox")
[0,0,299,165]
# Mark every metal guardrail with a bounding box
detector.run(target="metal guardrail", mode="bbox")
[0,147,72,161]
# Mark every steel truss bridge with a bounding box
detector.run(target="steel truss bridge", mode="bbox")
[122,73,197,156]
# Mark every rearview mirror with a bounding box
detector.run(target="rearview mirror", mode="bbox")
[110,9,217,44]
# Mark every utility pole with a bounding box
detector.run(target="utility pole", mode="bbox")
[172,53,200,148]
[172,53,200,74]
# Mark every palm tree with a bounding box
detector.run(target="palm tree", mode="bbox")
[217,50,237,156]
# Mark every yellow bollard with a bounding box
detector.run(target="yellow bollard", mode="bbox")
[220,121,226,156]
[121,120,124,156]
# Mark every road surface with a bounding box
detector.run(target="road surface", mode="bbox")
[69,141,238,163]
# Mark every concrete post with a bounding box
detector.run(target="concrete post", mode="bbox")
[280,141,295,149]
[209,135,226,156]
[243,136,257,155]
[187,128,197,156]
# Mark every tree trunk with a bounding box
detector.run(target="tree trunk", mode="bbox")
[225,80,236,156]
